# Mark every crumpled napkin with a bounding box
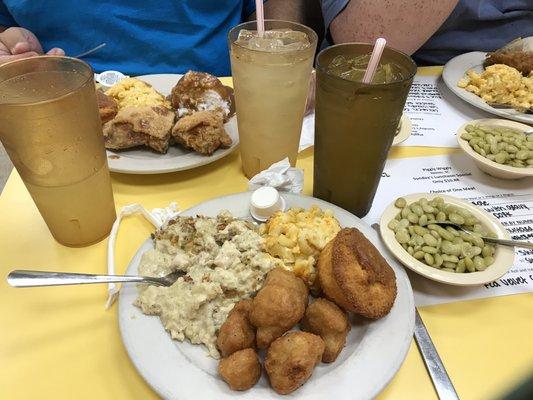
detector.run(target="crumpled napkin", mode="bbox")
[105,202,179,309]
[248,158,304,193]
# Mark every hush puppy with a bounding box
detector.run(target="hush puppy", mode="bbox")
[218,348,261,391]
[216,299,255,357]
[249,268,309,349]
[264,332,325,395]
[300,298,350,363]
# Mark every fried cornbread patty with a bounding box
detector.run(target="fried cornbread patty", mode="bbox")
[318,228,397,319]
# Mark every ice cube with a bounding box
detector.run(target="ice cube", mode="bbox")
[236,29,255,44]
[235,29,310,51]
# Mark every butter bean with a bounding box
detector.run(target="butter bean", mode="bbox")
[473,255,486,271]
[423,234,438,247]
[407,213,419,224]
[449,213,465,225]
[395,197,407,208]
[414,225,428,236]
[436,211,446,222]
[465,257,475,272]
[422,246,438,254]
[395,230,411,244]
[388,219,399,230]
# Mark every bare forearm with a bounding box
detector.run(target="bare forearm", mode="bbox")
[248,0,305,23]
[0,25,6,33]
[330,0,458,54]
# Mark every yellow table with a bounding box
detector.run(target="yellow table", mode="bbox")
[1,68,532,400]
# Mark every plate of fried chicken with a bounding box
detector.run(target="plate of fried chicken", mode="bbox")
[118,193,415,399]
[97,71,239,174]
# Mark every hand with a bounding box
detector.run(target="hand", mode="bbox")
[0,27,64,65]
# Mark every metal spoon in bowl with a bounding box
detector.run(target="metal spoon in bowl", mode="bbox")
[6,269,185,288]
[430,222,533,249]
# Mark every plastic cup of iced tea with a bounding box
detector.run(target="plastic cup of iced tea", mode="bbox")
[229,20,318,178]
[0,56,116,246]
[313,43,416,217]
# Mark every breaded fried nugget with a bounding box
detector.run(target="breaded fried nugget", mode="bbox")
[300,298,350,363]
[216,299,255,357]
[218,348,261,391]
[249,268,309,349]
[172,110,232,155]
[318,228,397,319]
[265,332,325,395]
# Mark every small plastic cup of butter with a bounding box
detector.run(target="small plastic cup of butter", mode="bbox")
[250,187,286,222]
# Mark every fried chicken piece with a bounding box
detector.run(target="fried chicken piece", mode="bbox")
[217,299,255,358]
[318,228,397,319]
[484,50,532,76]
[96,89,118,124]
[103,105,175,153]
[172,110,232,155]
[218,348,261,391]
[171,71,231,120]
[249,268,309,349]
[300,298,350,363]
[265,332,325,395]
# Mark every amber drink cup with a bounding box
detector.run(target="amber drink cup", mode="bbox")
[314,43,416,217]
[229,20,318,178]
[0,56,116,246]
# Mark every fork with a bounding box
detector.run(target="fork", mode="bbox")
[6,269,185,288]
[430,222,533,249]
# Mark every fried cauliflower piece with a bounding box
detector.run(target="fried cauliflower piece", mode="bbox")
[249,268,309,349]
[265,332,325,395]
[300,298,350,362]
[216,299,255,358]
[172,110,232,155]
[218,348,261,391]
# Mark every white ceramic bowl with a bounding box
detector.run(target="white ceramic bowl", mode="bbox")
[456,118,533,180]
[380,193,515,286]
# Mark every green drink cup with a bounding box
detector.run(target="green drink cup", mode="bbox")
[313,43,416,217]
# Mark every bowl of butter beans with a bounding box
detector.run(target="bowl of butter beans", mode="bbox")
[379,193,515,286]
[457,119,533,180]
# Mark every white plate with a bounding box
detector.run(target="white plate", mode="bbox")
[456,118,533,180]
[379,193,515,286]
[106,74,239,174]
[442,52,533,125]
[393,114,412,146]
[118,192,415,400]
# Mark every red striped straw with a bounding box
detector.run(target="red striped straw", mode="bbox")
[255,0,265,37]
[362,38,387,84]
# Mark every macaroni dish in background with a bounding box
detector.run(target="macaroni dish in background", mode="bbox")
[260,206,341,288]
[458,64,533,112]
[106,77,171,109]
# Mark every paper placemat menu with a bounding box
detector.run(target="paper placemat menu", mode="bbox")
[400,75,490,148]
[363,153,533,307]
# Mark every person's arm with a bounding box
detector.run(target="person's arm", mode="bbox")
[329,0,458,55]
